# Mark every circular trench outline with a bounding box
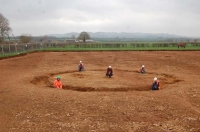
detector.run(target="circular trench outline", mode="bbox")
[30,69,183,92]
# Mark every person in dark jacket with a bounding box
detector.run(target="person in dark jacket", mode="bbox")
[78,61,84,71]
[106,66,113,78]
[152,77,161,90]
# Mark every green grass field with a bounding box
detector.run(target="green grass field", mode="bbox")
[1,43,200,58]
[40,43,200,51]
[40,47,200,51]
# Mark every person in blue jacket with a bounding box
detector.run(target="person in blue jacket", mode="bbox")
[152,77,161,90]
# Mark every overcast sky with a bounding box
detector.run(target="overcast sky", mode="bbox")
[0,0,200,37]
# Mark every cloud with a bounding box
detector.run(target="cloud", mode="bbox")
[0,0,200,37]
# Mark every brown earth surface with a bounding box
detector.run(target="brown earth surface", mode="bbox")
[0,51,200,132]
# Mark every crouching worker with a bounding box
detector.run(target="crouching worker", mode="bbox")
[152,77,160,90]
[106,66,113,78]
[54,76,62,89]
[138,65,146,74]
[78,61,84,71]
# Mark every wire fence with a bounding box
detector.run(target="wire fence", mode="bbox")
[0,43,48,55]
[1,42,200,56]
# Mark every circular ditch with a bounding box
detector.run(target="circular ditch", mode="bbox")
[31,69,183,92]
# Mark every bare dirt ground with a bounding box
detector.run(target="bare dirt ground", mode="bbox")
[0,51,200,132]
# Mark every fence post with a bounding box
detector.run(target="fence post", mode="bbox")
[67,43,69,50]
[35,43,37,50]
[15,44,17,53]
[1,45,4,55]
[9,44,11,54]
[21,44,24,52]
[25,44,28,52]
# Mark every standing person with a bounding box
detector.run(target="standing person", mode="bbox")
[54,76,62,89]
[106,66,113,78]
[152,77,160,90]
[138,65,146,74]
[78,61,84,71]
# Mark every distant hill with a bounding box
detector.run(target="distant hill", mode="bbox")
[46,32,199,42]
[48,32,183,39]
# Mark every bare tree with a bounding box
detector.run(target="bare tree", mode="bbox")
[77,31,91,42]
[19,34,32,43]
[0,13,12,43]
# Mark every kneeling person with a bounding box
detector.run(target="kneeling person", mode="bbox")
[152,77,160,90]
[78,61,84,71]
[54,76,62,89]
[138,65,146,74]
[106,66,113,78]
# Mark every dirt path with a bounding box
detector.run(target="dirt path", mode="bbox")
[0,51,200,132]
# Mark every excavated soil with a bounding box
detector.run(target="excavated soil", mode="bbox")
[1,51,200,132]
[31,70,182,92]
